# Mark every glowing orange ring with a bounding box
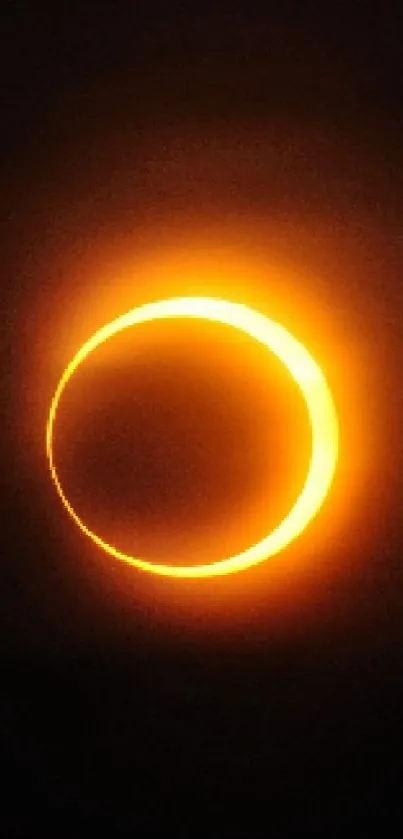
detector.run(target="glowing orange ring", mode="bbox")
[46,296,339,578]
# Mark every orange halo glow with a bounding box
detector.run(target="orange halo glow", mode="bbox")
[46,296,339,578]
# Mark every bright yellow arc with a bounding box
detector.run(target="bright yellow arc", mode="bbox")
[46,296,339,578]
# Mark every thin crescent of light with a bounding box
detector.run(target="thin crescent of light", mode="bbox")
[46,296,339,578]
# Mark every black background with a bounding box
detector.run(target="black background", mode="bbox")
[2,3,403,835]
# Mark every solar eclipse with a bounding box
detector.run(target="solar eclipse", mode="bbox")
[46,296,339,578]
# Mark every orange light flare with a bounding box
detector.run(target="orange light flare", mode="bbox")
[19,226,372,631]
[47,296,339,578]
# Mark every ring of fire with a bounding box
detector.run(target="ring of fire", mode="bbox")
[46,296,339,578]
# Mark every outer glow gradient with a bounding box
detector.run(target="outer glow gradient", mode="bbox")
[46,296,339,578]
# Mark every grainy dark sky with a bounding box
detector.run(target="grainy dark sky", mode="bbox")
[2,4,403,835]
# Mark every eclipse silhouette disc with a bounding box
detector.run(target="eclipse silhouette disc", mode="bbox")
[46,296,339,578]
